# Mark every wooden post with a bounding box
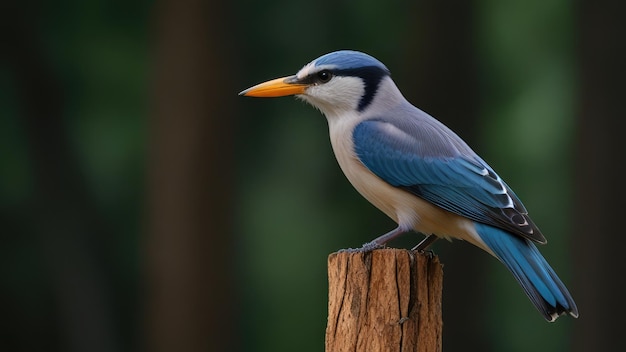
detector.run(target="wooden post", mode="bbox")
[326,249,443,352]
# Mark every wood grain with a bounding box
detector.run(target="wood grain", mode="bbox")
[326,249,442,352]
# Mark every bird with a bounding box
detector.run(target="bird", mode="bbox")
[239,50,578,322]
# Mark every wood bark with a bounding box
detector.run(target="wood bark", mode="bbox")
[326,249,443,352]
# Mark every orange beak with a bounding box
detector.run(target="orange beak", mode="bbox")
[239,75,307,97]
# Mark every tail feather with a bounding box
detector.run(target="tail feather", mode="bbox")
[474,223,579,321]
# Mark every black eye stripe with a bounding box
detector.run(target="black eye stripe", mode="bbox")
[298,70,333,85]
[334,66,389,111]
[297,66,390,112]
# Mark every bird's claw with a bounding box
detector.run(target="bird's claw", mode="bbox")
[415,248,435,259]
[360,241,386,252]
[338,241,386,253]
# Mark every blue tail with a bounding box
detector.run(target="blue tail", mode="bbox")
[474,223,579,321]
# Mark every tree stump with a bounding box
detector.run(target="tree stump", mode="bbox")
[325,249,443,352]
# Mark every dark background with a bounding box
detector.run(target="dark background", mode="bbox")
[1,0,624,351]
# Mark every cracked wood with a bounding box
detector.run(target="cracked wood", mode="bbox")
[325,249,443,352]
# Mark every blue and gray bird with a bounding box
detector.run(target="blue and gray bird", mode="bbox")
[240,50,578,321]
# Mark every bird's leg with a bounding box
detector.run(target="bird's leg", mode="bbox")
[411,234,438,252]
[360,226,408,251]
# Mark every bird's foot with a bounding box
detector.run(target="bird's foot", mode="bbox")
[416,248,435,259]
[337,227,409,253]
[360,241,386,252]
[410,235,438,258]
[338,241,385,253]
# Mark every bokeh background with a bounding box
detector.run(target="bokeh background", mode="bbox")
[2,0,625,351]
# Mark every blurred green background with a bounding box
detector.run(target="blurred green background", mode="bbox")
[1,0,624,351]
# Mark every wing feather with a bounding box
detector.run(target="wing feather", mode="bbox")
[353,118,545,243]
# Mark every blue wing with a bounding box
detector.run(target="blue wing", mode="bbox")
[353,118,545,243]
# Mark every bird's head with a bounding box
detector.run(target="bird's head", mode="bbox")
[240,50,396,118]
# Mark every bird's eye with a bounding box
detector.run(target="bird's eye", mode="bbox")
[316,70,332,83]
